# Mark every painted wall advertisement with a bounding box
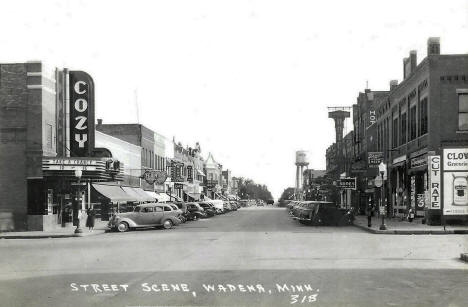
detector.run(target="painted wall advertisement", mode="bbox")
[427,155,441,210]
[443,148,468,216]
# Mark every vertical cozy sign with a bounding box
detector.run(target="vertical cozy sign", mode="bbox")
[69,71,95,157]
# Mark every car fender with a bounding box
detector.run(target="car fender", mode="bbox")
[164,216,180,225]
[115,217,138,228]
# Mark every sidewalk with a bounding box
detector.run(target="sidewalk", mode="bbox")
[353,215,468,234]
[0,220,109,239]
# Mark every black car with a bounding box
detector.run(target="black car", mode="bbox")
[198,202,216,217]
[185,203,206,221]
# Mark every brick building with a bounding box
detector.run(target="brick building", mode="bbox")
[324,37,468,224]
[0,62,124,231]
[375,37,468,224]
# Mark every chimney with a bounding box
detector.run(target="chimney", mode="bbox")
[403,57,409,79]
[427,37,440,56]
[410,50,417,72]
[390,80,398,91]
[403,51,417,79]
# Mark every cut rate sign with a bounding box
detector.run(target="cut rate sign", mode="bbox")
[428,155,441,210]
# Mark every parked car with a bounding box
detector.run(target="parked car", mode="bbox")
[198,202,216,217]
[169,203,186,223]
[108,203,181,232]
[291,201,354,226]
[186,202,206,220]
[210,199,225,214]
[229,201,238,211]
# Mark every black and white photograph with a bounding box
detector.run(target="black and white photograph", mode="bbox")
[1,1,468,306]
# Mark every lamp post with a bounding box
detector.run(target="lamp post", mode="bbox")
[74,170,83,234]
[378,162,387,230]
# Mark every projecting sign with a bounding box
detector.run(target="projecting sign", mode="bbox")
[69,71,95,157]
[174,183,184,190]
[187,166,193,183]
[337,178,357,190]
[368,152,383,168]
[428,156,441,209]
[143,170,168,185]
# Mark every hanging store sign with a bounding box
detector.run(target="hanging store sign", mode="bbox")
[174,183,184,190]
[428,156,441,210]
[368,152,383,168]
[69,71,95,157]
[443,148,468,216]
[337,178,357,190]
[393,155,407,166]
[410,154,427,169]
[143,170,168,185]
[187,166,193,183]
[368,108,377,128]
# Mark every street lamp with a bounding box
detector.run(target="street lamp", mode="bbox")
[378,162,387,230]
[74,170,83,234]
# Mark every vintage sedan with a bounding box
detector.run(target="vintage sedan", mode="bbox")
[108,203,181,232]
[291,201,354,226]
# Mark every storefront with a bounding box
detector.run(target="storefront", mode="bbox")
[408,153,428,218]
[389,155,407,217]
[33,157,126,229]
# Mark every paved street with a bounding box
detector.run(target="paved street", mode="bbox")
[1,207,467,307]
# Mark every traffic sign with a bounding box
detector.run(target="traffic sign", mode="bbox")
[374,176,383,187]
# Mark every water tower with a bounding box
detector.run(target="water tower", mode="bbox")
[295,151,309,200]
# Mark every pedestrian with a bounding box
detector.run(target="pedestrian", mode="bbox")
[408,208,415,223]
[86,206,96,232]
[367,196,373,228]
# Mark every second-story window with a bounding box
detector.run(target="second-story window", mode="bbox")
[458,91,468,130]
[419,97,428,135]
[401,112,407,145]
[392,117,398,148]
[409,105,417,140]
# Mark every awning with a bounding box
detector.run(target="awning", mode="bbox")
[145,191,171,202]
[197,169,205,176]
[167,193,183,202]
[121,186,148,202]
[92,184,134,203]
[185,192,201,201]
[133,188,156,202]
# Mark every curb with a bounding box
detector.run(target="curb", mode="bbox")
[353,223,468,235]
[0,230,106,239]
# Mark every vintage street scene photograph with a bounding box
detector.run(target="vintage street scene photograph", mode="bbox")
[1,1,468,306]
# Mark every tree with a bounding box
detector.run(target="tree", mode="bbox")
[236,177,273,201]
[279,187,295,201]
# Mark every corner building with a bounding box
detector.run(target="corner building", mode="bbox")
[375,38,468,224]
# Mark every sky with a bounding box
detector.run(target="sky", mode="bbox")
[1,0,468,199]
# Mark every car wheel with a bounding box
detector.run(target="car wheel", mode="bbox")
[117,222,129,232]
[193,214,199,221]
[163,219,173,229]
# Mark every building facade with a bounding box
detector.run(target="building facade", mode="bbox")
[324,37,468,224]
